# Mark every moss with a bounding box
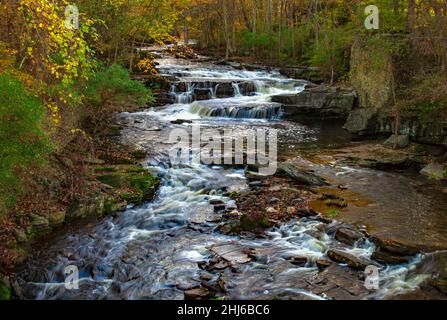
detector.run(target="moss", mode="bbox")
[240,214,270,232]
[93,165,160,207]
[96,173,122,188]
[0,276,11,300]
[94,166,118,173]
[131,150,147,160]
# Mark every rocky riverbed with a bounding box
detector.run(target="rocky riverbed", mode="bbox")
[9,52,447,300]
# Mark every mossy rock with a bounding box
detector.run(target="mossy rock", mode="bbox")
[240,214,270,232]
[96,173,122,188]
[93,165,160,207]
[49,211,66,227]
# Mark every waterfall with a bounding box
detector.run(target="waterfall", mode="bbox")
[189,101,282,120]
[232,82,242,97]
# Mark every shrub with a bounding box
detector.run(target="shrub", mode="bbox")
[82,64,154,133]
[0,73,52,211]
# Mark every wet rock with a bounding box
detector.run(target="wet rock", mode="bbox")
[210,244,253,265]
[277,163,327,186]
[296,208,319,218]
[289,256,308,267]
[408,251,447,295]
[272,85,356,119]
[384,134,410,149]
[184,287,212,300]
[370,236,420,257]
[371,248,413,265]
[170,119,193,125]
[316,259,333,271]
[334,227,364,246]
[306,264,369,300]
[209,199,224,206]
[198,257,231,271]
[327,249,378,270]
[420,163,446,180]
[213,204,226,213]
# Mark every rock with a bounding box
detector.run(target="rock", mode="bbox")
[13,229,27,244]
[266,207,277,214]
[420,163,446,180]
[210,244,253,265]
[290,256,308,267]
[370,236,420,257]
[327,249,378,270]
[269,197,280,204]
[277,163,327,186]
[170,119,193,125]
[343,108,377,135]
[278,66,323,83]
[371,248,413,265]
[296,208,319,218]
[184,287,212,300]
[49,211,66,227]
[334,227,364,246]
[210,199,225,205]
[384,134,410,149]
[287,207,297,215]
[305,264,369,300]
[29,213,49,232]
[271,85,356,119]
[213,204,226,212]
[316,259,333,271]
[407,251,447,296]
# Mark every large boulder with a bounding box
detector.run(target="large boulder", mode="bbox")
[420,163,446,180]
[327,249,378,270]
[277,163,328,186]
[384,134,410,149]
[271,85,357,119]
[343,108,377,135]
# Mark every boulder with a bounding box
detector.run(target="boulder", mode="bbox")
[370,236,420,257]
[343,108,377,135]
[408,251,447,296]
[327,249,378,270]
[29,213,49,233]
[384,134,410,149]
[420,163,446,180]
[334,227,364,246]
[277,163,328,186]
[210,244,253,265]
[371,248,413,265]
[316,259,333,271]
[49,211,66,227]
[289,256,308,267]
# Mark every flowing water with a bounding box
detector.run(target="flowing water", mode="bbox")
[15,56,447,300]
